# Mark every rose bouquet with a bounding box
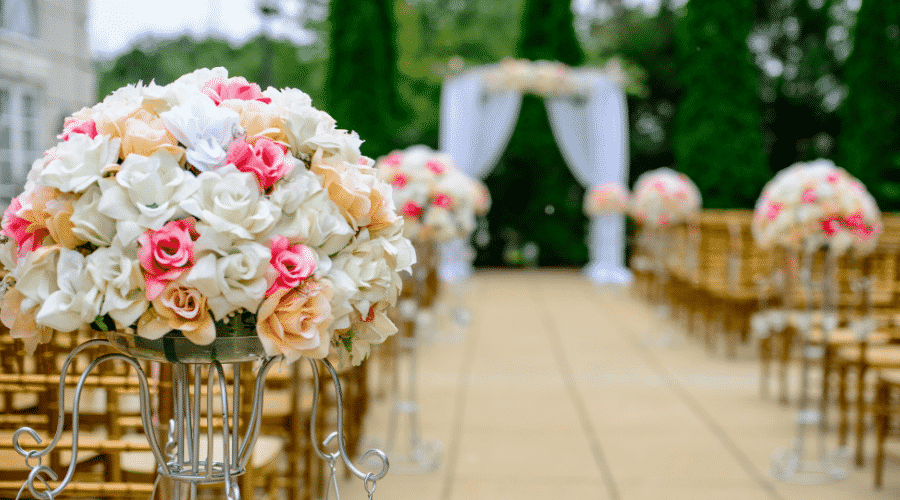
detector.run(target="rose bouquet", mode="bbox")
[483,58,592,97]
[0,68,415,365]
[375,146,477,242]
[629,168,701,227]
[752,159,881,255]
[584,181,629,217]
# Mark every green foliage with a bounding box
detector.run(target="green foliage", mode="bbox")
[839,0,900,210]
[673,0,768,209]
[324,0,403,158]
[95,36,328,106]
[478,0,588,267]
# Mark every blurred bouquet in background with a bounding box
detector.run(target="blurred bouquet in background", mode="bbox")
[584,181,629,217]
[630,168,701,227]
[752,159,882,255]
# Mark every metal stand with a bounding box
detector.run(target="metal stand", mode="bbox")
[644,227,680,348]
[13,338,388,499]
[770,248,849,484]
[366,297,443,474]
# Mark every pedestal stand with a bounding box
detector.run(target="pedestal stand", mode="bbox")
[643,227,680,347]
[12,335,388,499]
[770,248,849,484]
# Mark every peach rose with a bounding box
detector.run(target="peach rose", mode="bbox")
[121,116,185,160]
[30,186,85,249]
[256,279,334,362]
[221,100,289,145]
[137,282,215,345]
[0,287,53,354]
[311,149,372,226]
[366,178,400,233]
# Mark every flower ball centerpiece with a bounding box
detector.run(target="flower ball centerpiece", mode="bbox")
[584,181,629,217]
[375,146,477,243]
[752,159,882,255]
[0,67,415,365]
[630,168,701,227]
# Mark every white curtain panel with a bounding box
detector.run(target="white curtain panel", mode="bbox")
[439,68,523,178]
[546,74,631,284]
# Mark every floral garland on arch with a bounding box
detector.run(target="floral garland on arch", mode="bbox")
[483,58,593,97]
[584,181,629,217]
[629,168,701,228]
[375,146,477,243]
[752,159,882,255]
[0,67,415,366]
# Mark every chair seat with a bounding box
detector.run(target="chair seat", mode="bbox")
[0,429,106,469]
[120,434,285,474]
[878,368,900,387]
[0,393,38,412]
[807,327,892,346]
[837,345,900,368]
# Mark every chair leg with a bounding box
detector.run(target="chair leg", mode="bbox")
[874,380,890,489]
[778,328,794,406]
[820,346,832,430]
[856,363,869,467]
[838,363,850,447]
[760,335,772,399]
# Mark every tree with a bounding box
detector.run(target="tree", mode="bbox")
[324,0,403,158]
[673,0,768,209]
[838,0,900,210]
[477,0,590,267]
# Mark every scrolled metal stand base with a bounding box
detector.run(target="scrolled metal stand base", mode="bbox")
[13,338,388,500]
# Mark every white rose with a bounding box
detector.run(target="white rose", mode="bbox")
[38,134,121,193]
[35,248,101,331]
[160,94,242,171]
[172,67,230,89]
[423,206,456,241]
[99,151,200,246]
[305,121,362,163]
[142,80,204,113]
[184,241,269,320]
[263,87,313,111]
[330,228,415,316]
[180,165,279,240]
[70,185,116,247]
[275,190,354,255]
[84,245,148,327]
[282,105,337,156]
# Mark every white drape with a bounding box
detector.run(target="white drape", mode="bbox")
[545,74,631,284]
[438,68,631,284]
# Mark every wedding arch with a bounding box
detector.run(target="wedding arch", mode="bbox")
[439,59,632,284]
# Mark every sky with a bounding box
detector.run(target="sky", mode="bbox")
[89,0,662,60]
[88,0,317,59]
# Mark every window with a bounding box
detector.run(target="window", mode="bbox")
[0,82,41,212]
[1,0,38,38]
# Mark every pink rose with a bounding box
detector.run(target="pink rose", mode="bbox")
[433,194,453,208]
[226,136,294,192]
[821,216,840,236]
[382,152,403,168]
[266,236,316,297]
[766,202,782,220]
[391,173,408,189]
[425,160,445,175]
[202,77,272,105]
[2,197,48,258]
[138,283,215,345]
[256,279,334,362]
[138,218,200,300]
[59,119,98,141]
[845,212,864,230]
[401,200,423,219]
[801,188,816,204]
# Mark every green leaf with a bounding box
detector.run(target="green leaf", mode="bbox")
[340,335,353,353]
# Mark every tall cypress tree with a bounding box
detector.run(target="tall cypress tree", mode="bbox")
[480,0,589,267]
[838,0,900,210]
[673,0,767,208]
[324,0,400,158]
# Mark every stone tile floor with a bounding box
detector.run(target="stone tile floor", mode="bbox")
[338,270,900,500]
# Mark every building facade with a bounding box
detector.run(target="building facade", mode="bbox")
[0,0,95,210]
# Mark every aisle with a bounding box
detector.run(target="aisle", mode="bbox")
[353,270,900,500]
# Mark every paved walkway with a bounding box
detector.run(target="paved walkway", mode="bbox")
[348,270,900,500]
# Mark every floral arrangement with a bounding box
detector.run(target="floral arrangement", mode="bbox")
[752,159,882,255]
[584,181,629,217]
[483,58,592,97]
[375,146,477,242]
[0,68,415,365]
[629,168,701,227]
[470,178,491,216]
